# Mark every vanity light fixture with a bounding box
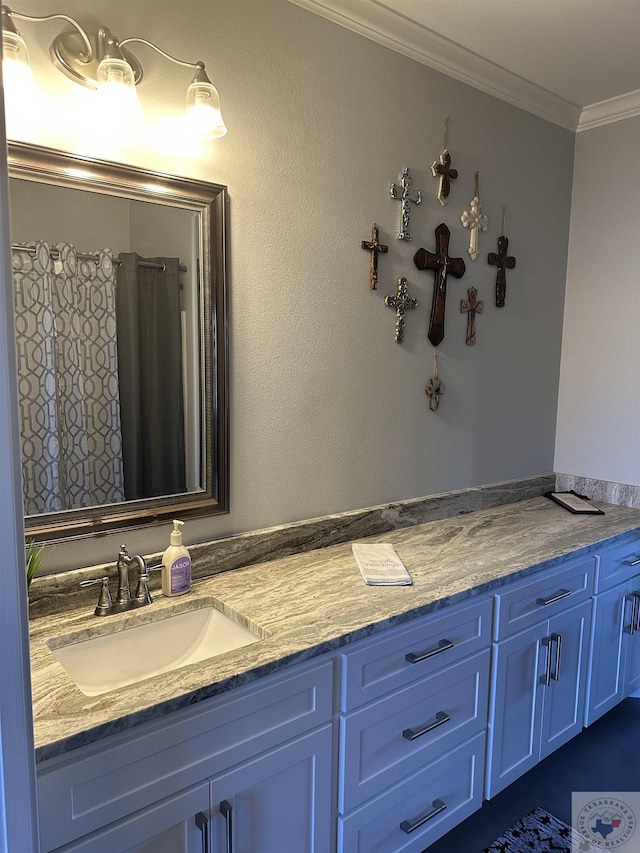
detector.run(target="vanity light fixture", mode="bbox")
[0,5,227,138]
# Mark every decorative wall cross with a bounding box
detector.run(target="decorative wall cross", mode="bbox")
[360,223,388,290]
[460,172,489,260]
[425,351,444,411]
[384,277,417,343]
[431,117,458,205]
[389,167,422,241]
[488,208,517,307]
[414,223,466,346]
[460,287,484,345]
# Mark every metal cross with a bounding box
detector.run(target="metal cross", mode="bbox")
[460,287,484,345]
[414,223,466,347]
[360,223,388,290]
[431,117,458,206]
[488,211,516,307]
[461,173,489,260]
[389,167,422,241]
[384,277,418,343]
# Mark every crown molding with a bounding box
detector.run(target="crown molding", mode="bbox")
[288,0,583,131]
[577,90,640,132]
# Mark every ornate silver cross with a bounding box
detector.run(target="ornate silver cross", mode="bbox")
[461,173,489,261]
[389,167,422,241]
[385,277,417,343]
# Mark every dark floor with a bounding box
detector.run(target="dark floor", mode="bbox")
[425,698,640,852]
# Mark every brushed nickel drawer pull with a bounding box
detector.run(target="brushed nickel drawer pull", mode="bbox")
[195,812,210,853]
[624,557,640,567]
[220,800,233,853]
[536,588,571,607]
[626,592,640,635]
[550,632,562,681]
[405,638,454,663]
[400,798,447,834]
[541,635,553,686]
[403,710,450,741]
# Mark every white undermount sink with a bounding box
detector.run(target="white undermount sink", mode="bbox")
[47,600,266,697]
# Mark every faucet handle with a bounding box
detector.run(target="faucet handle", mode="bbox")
[80,576,113,617]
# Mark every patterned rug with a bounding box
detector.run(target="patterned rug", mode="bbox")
[484,807,602,852]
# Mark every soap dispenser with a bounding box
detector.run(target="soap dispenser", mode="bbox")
[162,519,191,596]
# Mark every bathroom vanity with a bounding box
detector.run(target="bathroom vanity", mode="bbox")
[29,497,640,852]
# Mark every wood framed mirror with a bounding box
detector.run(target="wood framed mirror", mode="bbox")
[8,141,229,542]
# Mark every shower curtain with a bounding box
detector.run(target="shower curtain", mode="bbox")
[12,240,126,514]
[116,253,186,500]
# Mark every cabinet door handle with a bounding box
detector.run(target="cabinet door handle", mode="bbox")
[400,798,447,834]
[405,638,454,664]
[536,588,571,607]
[403,710,450,741]
[624,557,640,567]
[550,632,562,681]
[195,812,210,853]
[220,800,233,853]
[541,635,553,686]
[625,592,640,635]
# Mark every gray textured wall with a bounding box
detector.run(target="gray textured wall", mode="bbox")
[5,0,575,570]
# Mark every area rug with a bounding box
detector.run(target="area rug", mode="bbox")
[484,806,602,852]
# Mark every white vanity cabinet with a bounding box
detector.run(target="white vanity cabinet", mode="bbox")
[38,659,334,853]
[486,555,595,798]
[586,535,640,725]
[336,597,493,853]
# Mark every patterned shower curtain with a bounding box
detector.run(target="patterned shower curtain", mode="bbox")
[12,240,126,514]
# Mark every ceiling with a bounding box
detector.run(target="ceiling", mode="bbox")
[289,0,640,131]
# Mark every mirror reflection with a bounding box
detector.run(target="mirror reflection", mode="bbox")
[8,142,229,541]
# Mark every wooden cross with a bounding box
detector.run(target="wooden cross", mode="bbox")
[460,173,489,260]
[384,277,417,343]
[460,287,484,345]
[431,117,458,206]
[488,233,516,307]
[360,223,388,290]
[414,223,466,346]
[389,167,422,241]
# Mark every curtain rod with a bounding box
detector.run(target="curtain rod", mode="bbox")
[11,244,187,273]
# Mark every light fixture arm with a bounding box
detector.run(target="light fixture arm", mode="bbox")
[119,37,202,72]
[1,5,93,61]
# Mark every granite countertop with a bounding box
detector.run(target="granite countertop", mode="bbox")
[29,496,640,763]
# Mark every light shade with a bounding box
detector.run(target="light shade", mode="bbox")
[185,63,227,139]
[2,26,37,99]
[95,39,143,121]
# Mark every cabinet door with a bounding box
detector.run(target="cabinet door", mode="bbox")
[585,583,629,726]
[486,623,545,798]
[208,724,333,853]
[540,600,591,758]
[52,783,209,853]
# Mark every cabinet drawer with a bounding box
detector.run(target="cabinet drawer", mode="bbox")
[340,597,492,711]
[38,658,333,852]
[337,732,485,853]
[339,650,489,811]
[493,556,595,640]
[595,535,640,593]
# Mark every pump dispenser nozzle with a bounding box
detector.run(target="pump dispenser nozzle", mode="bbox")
[170,519,184,546]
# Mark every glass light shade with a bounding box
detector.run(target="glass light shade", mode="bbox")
[95,55,143,121]
[185,79,227,139]
[2,29,37,99]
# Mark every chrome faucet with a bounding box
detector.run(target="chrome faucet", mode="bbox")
[81,544,160,616]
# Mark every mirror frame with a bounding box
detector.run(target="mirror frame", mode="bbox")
[8,141,229,542]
